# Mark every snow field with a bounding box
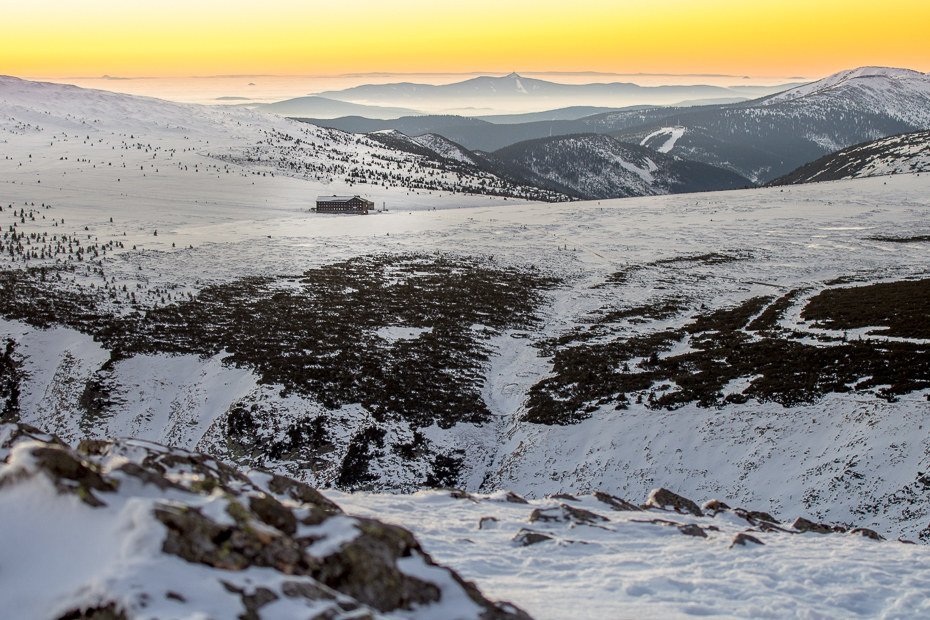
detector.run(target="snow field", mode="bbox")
[330,489,930,620]
[4,174,930,539]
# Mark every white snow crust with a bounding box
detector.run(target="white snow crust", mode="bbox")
[330,488,930,620]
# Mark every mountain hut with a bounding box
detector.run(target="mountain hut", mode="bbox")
[315,195,373,214]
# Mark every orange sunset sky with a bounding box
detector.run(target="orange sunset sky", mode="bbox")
[3,0,929,78]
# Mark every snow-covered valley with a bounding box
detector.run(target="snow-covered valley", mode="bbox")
[3,75,930,619]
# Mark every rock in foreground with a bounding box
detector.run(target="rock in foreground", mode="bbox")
[0,423,530,620]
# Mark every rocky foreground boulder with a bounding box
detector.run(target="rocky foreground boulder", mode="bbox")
[0,422,531,620]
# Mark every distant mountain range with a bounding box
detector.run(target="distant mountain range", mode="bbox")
[253,96,421,119]
[297,115,583,152]
[475,106,651,124]
[311,72,800,111]
[611,67,930,182]
[769,130,930,185]
[292,67,930,184]
[292,108,696,153]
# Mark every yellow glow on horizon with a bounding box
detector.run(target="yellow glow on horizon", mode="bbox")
[3,0,929,78]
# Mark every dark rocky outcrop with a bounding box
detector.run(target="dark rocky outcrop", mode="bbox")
[479,516,499,529]
[646,488,704,517]
[500,491,529,504]
[729,533,764,548]
[56,603,129,620]
[529,503,609,526]
[594,491,643,512]
[791,517,846,534]
[512,529,554,546]
[849,527,885,541]
[630,517,715,538]
[701,499,731,514]
[677,524,708,538]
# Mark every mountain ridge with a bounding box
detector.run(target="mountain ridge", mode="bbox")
[486,133,753,199]
[293,67,930,184]
[768,129,930,185]
[254,95,422,119]
[312,72,798,112]
[610,66,930,181]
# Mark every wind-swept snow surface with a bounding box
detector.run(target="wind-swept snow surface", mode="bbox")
[332,488,930,620]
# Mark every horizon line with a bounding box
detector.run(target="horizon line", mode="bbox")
[22,71,818,81]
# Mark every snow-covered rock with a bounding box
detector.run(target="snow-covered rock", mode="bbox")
[0,422,529,620]
[5,422,930,620]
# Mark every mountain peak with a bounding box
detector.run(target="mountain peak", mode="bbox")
[764,66,930,105]
[505,72,522,79]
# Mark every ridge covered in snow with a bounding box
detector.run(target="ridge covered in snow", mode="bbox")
[764,67,930,109]
[488,133,751,199]
[0,75,567,203]
[769,129,930,185]
[612,66,930,182]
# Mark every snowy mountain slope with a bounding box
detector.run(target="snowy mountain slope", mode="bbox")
[364,129,483,167]
[7,424,928,620]
[769,130,930,185]
[0,424,529,620]
[362,130,588,198]
[0,75,567,204]
[4,74,930,545]
[488,133,752,199]
[762,67,930,126]
[410,133,481,165]
[611,66,930,182]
